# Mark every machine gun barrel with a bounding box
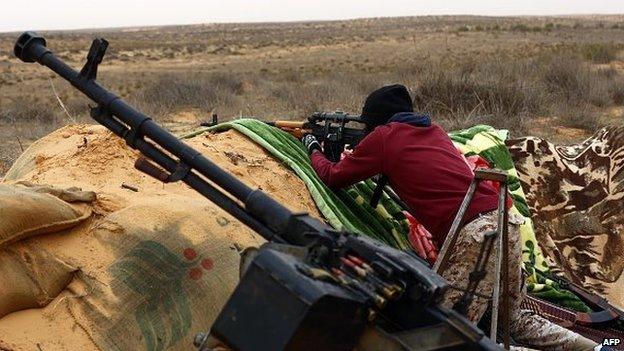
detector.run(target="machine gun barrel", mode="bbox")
[13,32,301,243]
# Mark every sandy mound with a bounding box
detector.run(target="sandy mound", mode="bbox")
[4,124,320,216]
[0,124,321,350]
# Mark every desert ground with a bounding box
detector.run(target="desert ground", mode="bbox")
[1,15,624,173]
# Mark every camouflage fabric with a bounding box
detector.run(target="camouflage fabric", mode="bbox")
[507,127,624,309]
[440,210,597,351]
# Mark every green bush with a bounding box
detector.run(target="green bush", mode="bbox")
[511,24,530,32]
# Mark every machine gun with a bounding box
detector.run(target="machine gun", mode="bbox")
[14,32,502,351]
[266,111,366,162]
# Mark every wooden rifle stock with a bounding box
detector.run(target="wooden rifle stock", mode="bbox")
[268,120,310,139]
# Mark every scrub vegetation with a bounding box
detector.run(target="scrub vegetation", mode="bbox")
[1,15,624,172]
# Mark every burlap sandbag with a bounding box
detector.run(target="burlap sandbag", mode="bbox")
[0,182,94,247]
[63,196,263,351]
[0,241,76,318]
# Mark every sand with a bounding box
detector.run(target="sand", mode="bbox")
[5,124,320,216]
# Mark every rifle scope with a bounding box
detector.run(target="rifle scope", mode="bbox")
[310,111,363,124]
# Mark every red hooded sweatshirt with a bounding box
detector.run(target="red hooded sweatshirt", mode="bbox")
[310,113,499,247]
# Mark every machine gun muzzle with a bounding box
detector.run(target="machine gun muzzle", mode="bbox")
[14,32,49,63]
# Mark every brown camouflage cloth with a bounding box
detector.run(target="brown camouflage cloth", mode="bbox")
[441,210,598,350]
[507,127,624,309]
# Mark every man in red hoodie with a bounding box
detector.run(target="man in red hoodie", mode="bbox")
[301,85,597,350]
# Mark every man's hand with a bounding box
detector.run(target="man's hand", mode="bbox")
[301,134,322,155]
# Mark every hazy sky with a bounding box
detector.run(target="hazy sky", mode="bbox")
[2,0,624,32]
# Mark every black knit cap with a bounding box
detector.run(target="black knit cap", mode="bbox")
[361,84,413,130]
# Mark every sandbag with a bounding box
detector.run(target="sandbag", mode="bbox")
[0,241,75,318]
[0,192,262,351]
[63,197,263,351]
[0,182,94,247]
[4,124,321,217]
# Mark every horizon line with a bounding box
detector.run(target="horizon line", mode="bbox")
[2,13,623,35]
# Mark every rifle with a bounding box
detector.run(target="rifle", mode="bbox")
[14,32,502,351]
[266,111,366,162]
[266,113,407,211]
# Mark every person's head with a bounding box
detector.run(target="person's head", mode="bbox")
[361,84,413,132]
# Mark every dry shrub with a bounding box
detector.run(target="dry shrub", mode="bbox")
[538,55,620,107]
[0,98,72,141]
[410,59,543,133]
[0,98,58,124]
[540,56,590,101]
[268,74,386,117]
[89,50,624,134]
[0,144,21,174]
[270,82,358,115]
[579,43,621,64]
[409,51,623,133]
[539,55,624,127]
[0,98,69,172]
[609,80,624,105]
[130,72,243,118]
[557,104,600,131]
